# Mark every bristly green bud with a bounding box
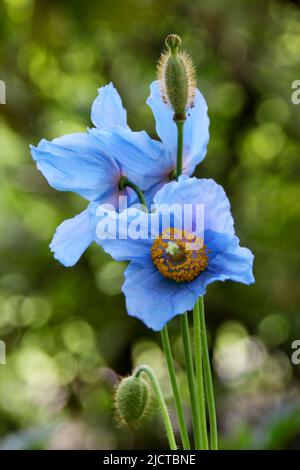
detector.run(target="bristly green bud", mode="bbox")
[157,34,196,121]
[114,374,152,427]
[165,34,181,53]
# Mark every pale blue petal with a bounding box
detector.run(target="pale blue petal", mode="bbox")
[89,126,167,191]
[89,204,156,262]
[91,82,128,130]
[30,133,121,202]
[154,176,234,235]
[122,260,198,331]
[89,127,166,190]
[146,81,175,153]
[207,232,255,285]
[190,230,255,293]
[50,208,93,267]
[146,81,210,174]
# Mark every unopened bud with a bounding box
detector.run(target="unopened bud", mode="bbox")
[157,34,196,121]
[114,375,151,426]
[165,34,181,53]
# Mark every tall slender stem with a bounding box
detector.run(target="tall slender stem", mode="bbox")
[134,365,177,450]
[161,326,191,450]
[198,296,218,450]
[193,301,209,449]
[180,313,202,449]
[175,120,184,179]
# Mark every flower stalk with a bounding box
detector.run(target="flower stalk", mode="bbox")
[134,365,177,450]
[198,296,218,449]
[193,300,209,449]
[161,326,191,450]
[119,176,147,209]
[175,120,184,179]
[180,313,202,449]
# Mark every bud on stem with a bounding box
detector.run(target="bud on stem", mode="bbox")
[114,374,151,426]
[157,34,196,121]
[114,365,177,449]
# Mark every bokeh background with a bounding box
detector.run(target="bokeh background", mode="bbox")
[0,0,300,450]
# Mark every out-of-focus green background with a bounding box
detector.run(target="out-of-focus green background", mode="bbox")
[0,0,300,450]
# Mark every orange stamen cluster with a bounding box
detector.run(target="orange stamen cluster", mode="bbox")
[151,228,208,283]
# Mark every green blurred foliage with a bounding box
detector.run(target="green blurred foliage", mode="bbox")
[0,0,300,449]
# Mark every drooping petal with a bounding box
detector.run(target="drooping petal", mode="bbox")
[146,81,210,174]
[30,133,121,202]
[146,81,176,154]
[50,208,94,267]
[91,82,128,130]
[89,127,167,191]
[189,230,255,293]
[122,260,198,331]
[206,231,255,285]
[153,176,234,235]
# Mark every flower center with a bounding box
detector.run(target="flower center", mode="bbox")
[151,228,208,283]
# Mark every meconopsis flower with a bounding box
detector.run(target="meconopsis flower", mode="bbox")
[88,80,209,204]
[88,35,209,202]
[30,83,162,267]
[90,176,254,331]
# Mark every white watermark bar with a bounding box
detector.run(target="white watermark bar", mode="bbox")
[95,201,205,250]
[0,80,6,104]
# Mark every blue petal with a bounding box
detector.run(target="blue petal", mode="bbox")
[122,260,198,331]
[50,208,93,267]
[89,126,167,191]
[206,230,255,285]
[154,176,234,235]
[147,81,210,174]
[189,230,255,293]
[91,82,128,130]
[30,133,121,202]
[89,204,155,262]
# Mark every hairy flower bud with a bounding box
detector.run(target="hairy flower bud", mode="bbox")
[114,374,152,426]
[157,34,196,121]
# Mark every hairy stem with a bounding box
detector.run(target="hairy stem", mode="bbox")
[134,365,177,450]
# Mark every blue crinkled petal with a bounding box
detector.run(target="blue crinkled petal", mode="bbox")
[122,260,198,331]
[153,176,235,235]
[189,230,255,293]
[50,208,94,267]
[88,126,167,191]
[30,132,121,202]
[89,204,155,262]
[91,82,128,130]
[147,81,210,174]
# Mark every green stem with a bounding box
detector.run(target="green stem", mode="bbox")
[198,297,218,450]
[161,326,191,450]
[134,365,177,450]
[180,313,202,449]
[119,177,147,208]
[193,301,209,449]
[175,120,184,179]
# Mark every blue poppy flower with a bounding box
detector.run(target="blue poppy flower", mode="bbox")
[30,79,209,267]
[88,80,210,202]
[30,83,158,267]
[89,176,254,331]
